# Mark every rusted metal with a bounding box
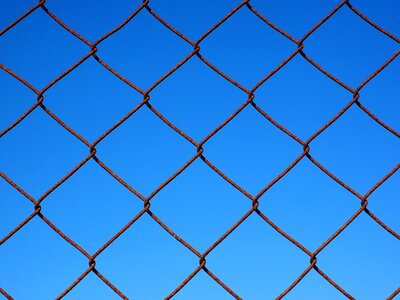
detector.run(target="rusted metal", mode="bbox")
[1,0,399,299]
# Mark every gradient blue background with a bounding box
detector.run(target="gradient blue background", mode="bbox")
[1,0,399,299]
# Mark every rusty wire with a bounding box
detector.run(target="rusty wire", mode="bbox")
[1,0,399,299]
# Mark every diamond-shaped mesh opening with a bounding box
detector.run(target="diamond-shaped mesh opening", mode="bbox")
[150,58,246,140]
[255,54,350,139]
[151,159,250,251]
[149,0,243,40]
[61,272,123,300]
[0,178,32,238]
[310,105,400,194]
[200,6,295,87]
[207,214,310,299]
[366,169,400,233]
[98,9,193,89]
[358,56,400,132]
[44,58,143,142]
[97,214,197,299]
[258,158,359,250]
[0,109,87,198]
[97,107,195,196]
[42,159,143,253]
[284,269,349,299]
[319,213,400,299]
[205,105,301,195]
[248,0,340,39]
[173,270,236,300]
[0,69,36,132]
[0,9,88,88]
[304,5,399,87]
[0,218,87,299]
[44,0,143,41]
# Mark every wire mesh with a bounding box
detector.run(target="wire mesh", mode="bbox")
[1,0,399,299]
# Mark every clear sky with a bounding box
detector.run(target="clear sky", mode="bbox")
[1,0,399,299]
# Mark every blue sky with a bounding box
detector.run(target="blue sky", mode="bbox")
[1,0,399,299]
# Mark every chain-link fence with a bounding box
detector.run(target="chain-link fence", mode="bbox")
[1,0,399,299]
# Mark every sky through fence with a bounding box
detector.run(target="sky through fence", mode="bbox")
[1,0,400,299]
